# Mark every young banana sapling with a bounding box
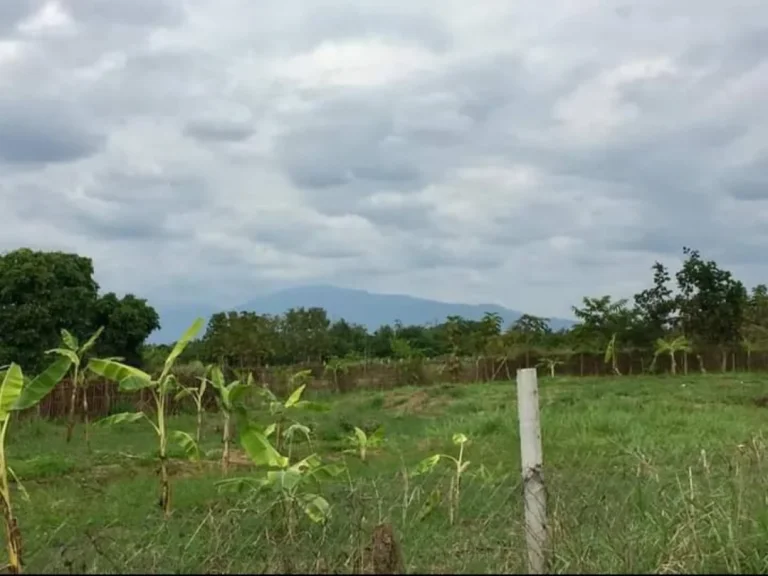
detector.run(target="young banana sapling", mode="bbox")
[47,327,104,446]
[174,364,210,444]
[88,318,205,517]
[207,366,252,473]
[411,433,471,526]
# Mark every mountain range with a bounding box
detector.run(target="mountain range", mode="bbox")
[148,285,575,343]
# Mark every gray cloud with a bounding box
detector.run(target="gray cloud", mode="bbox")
[0,1,39,34]
[184,120,254,143]
[2,0,768,317]
[0,99,104,164]
[68,0,184,28]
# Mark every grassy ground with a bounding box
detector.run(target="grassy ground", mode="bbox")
[7,373,768,573]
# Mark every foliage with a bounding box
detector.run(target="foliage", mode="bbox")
[88,318,205,516]
[46,327,104,446]
[0,358,71,573]
[0,249,159,372]
[411,433,471,526]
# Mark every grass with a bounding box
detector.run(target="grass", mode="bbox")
[6,373,768,573]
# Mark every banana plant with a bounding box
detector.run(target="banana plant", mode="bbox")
[323,357,351,391]
[174,365,210,444]
[258,369,325,453]
[411,433,470,526]
[343,426,385,462]
[0,357,72,574]
[537,357,563,378]
[650,335,691,375]
[604,333,621,376]
[46,327,104,447]
[207,366,252,473]
[88,318,205,517]
[217,423,344,537]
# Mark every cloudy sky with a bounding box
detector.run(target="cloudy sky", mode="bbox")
[1,0,767,318]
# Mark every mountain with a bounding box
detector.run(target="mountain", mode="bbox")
[149,285,575,343]
[236,285,575,330]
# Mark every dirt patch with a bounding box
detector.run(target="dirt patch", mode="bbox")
[224,450,254,467]
[754,395,768,408]
[383,390,449,415]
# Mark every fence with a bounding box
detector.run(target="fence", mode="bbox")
[29,346,768,421]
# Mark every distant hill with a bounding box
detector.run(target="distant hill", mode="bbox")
[149,285,574,343]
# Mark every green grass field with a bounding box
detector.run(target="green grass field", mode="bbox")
[7,373,768,573]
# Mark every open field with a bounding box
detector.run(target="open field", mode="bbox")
[7,373,768,573]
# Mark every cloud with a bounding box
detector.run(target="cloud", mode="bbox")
[2,0,768,319]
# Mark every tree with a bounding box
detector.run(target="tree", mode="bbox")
[280,307,331,363]
[0,249,99,371]
[93,293,160,367]
[675,247,747,372]
[634,262,677,346]
[506,314,551,367]
[328,319,369,359]
[742,285,768,369]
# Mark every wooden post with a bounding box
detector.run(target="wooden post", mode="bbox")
[516,368,549,574]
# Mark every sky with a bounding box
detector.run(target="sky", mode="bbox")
[1,0,768,319]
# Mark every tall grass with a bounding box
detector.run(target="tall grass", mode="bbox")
[6,373,768,573]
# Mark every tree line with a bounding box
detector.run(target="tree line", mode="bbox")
[4,246,768,376]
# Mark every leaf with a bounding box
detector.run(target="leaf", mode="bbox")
[308,463,346,481]
[227,382,250,407]
[258,386,278,404]
[119,375,155,392]
[0,364,24,422]
[452,433,468,446]
[284,384,306,408]
[171,430,200,461]
[79,326,104,355]
[209,366,225,390]
[95,412,147,427]
[174,387,193,401]
[283,423,311,443]
[215,477,266,494]
[353,426,367,447]
[266,469,303,492]
[12,356,71,412]
[290,454,323,473]
[289,369,313,387]
[45,348,80,366]
[417,488,442,522]
[263,423,276,438]
[61,329,78,351]
[7,466,29,503]
[369,426,385,444]
[300,493,331,523]
[411,454,441,477]
[240,426,288,468]
[161,318,205,379]
[88,358,150,384]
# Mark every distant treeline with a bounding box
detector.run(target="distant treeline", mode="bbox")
[3,246,767,378]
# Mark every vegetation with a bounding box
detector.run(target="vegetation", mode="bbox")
[88,319,205,518]
[149,247,764,380]
[0,375,767,572]
[4,246,768,573]
[2,246,767,382]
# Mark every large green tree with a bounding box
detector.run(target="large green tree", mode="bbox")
[93,293,160,366]
[0,248,160,370]
[675,247,747,371]
[0,249,99,370]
